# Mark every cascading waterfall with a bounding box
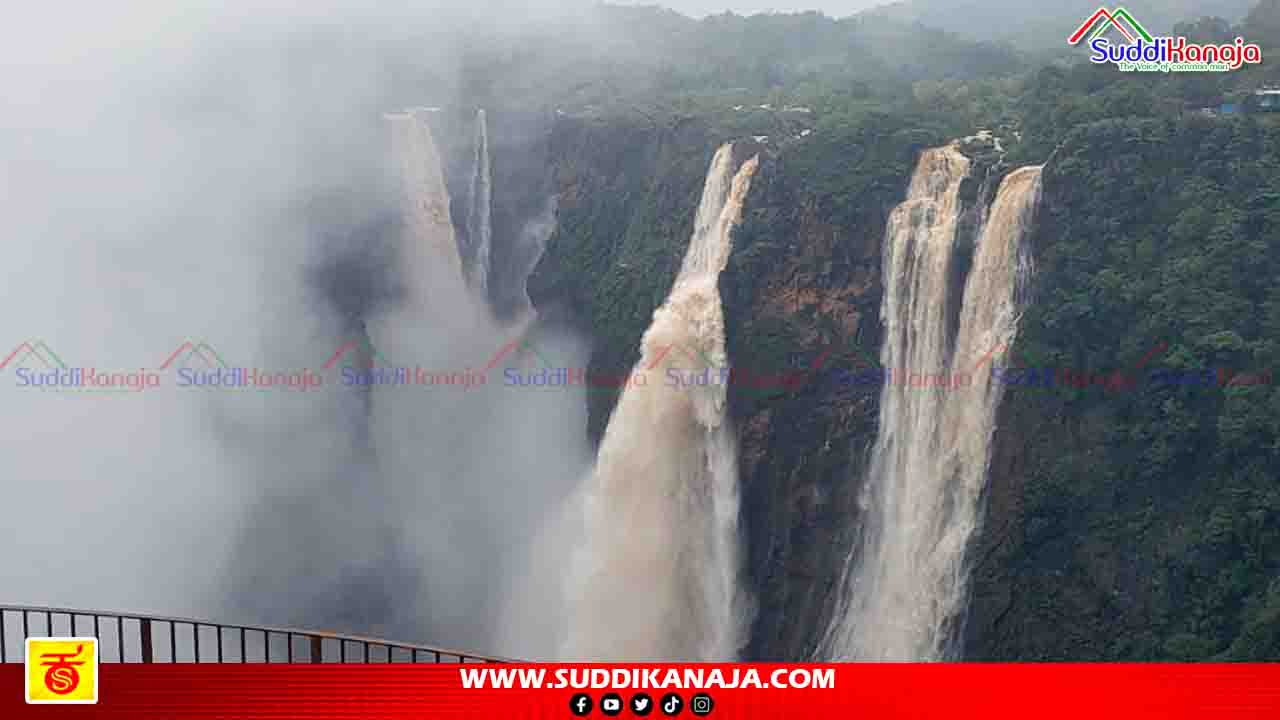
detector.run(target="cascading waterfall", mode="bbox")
[507,194,557,325]
[383,109,465,295]
[367,109,594,652]
[823,145,1042,661]
[466,108,493,295]
[561,144,759,661]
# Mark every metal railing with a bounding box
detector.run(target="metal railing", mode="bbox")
[0,604,510,664]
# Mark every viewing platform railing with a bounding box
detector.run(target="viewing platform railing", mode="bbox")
[0,604,510,664]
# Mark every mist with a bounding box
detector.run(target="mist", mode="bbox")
[0,0,596,656]
[616,0,882,18]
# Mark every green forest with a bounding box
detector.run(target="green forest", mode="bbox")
[518,0,1280,659]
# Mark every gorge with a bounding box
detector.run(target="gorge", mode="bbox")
[6,1,1279,666]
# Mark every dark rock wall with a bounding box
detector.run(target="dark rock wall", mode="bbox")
[965,117,1280,661]
[724,157,884,660]
[528,112,946,659]
[528,115,722,444]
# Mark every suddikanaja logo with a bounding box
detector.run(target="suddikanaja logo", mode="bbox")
[1069,6,1263,73]
[494,336,836,397]
[1,340,159,393]
[162,339,324,391]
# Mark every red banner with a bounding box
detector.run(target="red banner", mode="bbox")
[4,663,1280,718]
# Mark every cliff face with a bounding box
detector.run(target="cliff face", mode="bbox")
[728,140,1005,660]
[527,115,724,444]
[431,107,557,322]
[966,116,1280,661]
[528,111,958,658]
[532,111,1280,662]
[723,161,884,660]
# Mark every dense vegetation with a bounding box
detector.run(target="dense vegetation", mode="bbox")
[869,0,1255,50]
[963,0,1280,661]
[519,0,1280,659]
[970,111,1280,660]
[460,5,1021,119]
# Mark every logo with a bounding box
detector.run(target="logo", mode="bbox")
[600,692,623,716]
[570,693,594,716]
[0,340,65,373]
[690,693,715,716]
[630,693,654,716]
[25,638,98,704]
[660,693,684,716]
[162,340,324,392]
[322,336,391,371]
[158,340,228,371]
[2,341,158,393]
[331,337,488,390]
[1069,7,1262,72]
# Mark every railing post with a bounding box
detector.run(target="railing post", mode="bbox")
[0,605,510,665]
[140,619,154,663]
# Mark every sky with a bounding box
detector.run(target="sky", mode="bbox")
[615,0,885,17]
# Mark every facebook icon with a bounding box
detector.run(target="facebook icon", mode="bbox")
[570,693,594,716]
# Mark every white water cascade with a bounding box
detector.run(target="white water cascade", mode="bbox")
[369,109,592,651]
[824,145,1042,661]
[383,110,464,295]
[561,144,760,661]
[466,109,493,296]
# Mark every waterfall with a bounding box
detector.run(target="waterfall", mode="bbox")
[509,194,557,325]
[561,145,759,661]
[383,109,464,299]
[366,109,592,652]
[823,146,1042,661]
[466,108,493,296]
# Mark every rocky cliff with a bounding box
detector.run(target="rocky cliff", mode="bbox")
[965,116,1280,660]
[526,109,982,659]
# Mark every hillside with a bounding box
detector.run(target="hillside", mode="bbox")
[865,0,1255,51]
[520,0,1280,660]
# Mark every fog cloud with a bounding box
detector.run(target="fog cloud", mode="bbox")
[0,0,595,656]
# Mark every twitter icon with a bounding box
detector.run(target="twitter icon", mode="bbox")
[630,692,654,716]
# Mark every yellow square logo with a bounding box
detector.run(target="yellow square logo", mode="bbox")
[25,638,98,704]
